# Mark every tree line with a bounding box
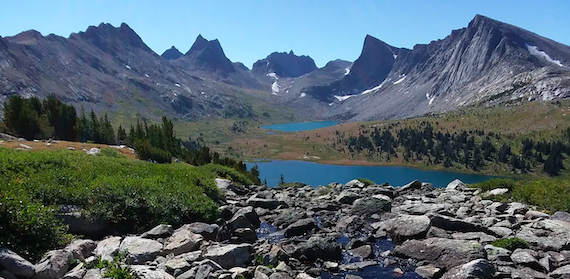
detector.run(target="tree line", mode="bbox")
[0,95,260,184]
[334,121,568,176]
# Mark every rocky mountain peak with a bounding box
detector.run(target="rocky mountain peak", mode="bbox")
[182,35,235,74]
[251,51,317,78]
[161,46,183,60]
[5,30,45,45]
[76,22,153,54]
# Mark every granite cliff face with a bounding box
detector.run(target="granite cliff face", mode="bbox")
[310,15,570,120]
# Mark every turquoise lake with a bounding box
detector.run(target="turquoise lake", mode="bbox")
[246,160,496,187]
[261,121,339,132]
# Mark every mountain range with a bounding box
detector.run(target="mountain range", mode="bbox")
[1,15,569,123]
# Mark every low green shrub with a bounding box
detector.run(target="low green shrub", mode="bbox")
[0,190,73,262]
[0,147,239,257]
[491,237,529,251]
[98,148,124,158]
[470,178,519,192]
[357,178,375,186]
[513,179,570,212]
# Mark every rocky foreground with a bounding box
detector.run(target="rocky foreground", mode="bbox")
[3,179,570,279]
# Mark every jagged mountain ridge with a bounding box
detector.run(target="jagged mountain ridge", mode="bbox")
[161,46,183,60]
[252,51,318,78]
[0,23,272,121]
[1,15,569,123]
[307,14,570,121]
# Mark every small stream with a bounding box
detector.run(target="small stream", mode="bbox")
[256,222,422,279]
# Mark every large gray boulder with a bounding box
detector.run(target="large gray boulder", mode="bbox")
[0,248,35,278]
[202,244,253,269]
[294,235,342,262]
[446,179,466,191]
[65,240,96,262]
[93,236,121,262]
[429,214,495,235]
[141,224,173,239]
[380,215,431,242]
[392,238,485,269]
[335,190,360,205]
[247,197,284,210]
[440,259,494,279]
[163,229,203,256]
[234,206,261,228]
[118,237,163,264]
[284,218,316,238]
[33,249,73,279]
[179,222,220,241]
[351,195,391,216]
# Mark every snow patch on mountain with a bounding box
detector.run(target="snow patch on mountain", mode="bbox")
[344,68,350,75]
[271,81,280,95]
[267,72,278,79]
[125,65,131,70]
[526,44,565,67]
[393,75,406,84]
[300,92,306,98]
[360,83,384,95]
[334,95,353,101]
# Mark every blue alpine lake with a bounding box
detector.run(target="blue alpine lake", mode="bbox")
[261,121,339,132]
[246,160,497,187]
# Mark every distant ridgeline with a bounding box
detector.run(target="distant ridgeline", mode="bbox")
[0,95,260,183]
[333,121,568,176]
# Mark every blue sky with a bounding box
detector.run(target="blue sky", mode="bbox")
[1,1,569,68]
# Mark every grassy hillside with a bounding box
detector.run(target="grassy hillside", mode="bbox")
[226,100,570,177]
[0,147,250,261]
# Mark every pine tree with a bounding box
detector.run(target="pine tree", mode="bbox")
[117,125,127,144]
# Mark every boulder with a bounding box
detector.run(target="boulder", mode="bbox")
[511,249,544,272]
[446,179,466,191]
[440,259,494,279]
[93,236,121,262]
[284,218,316,238]
[227,214,254,231]
[141,224,173,239]
[0,248,35,278]
[415,265,443,279]
[551,212,570,223]
[396,180,422,193]
[336,190,360,205]
[551,265,570,278]
[351,196,391,216]
[487,188,509,196]
[164,255,192,275]
[65,240,96,261]
[525,211,550,220]
[381,215,431,242]
[163,229,203,256]
[130,265,174,279]
[232,228,258,243]
[392,238,485,269]
[295,235,342,262]
[345,179,365,188]
[202,244,253,269]
[349,245,373,259]
[82,269,103,279]
[178,222,220,241]
[33,249,73,279]
[429,214,495,235]
[484,245,511,261]
[234,206,261,228]
[247,198,283,209]
[118,236,163,264]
